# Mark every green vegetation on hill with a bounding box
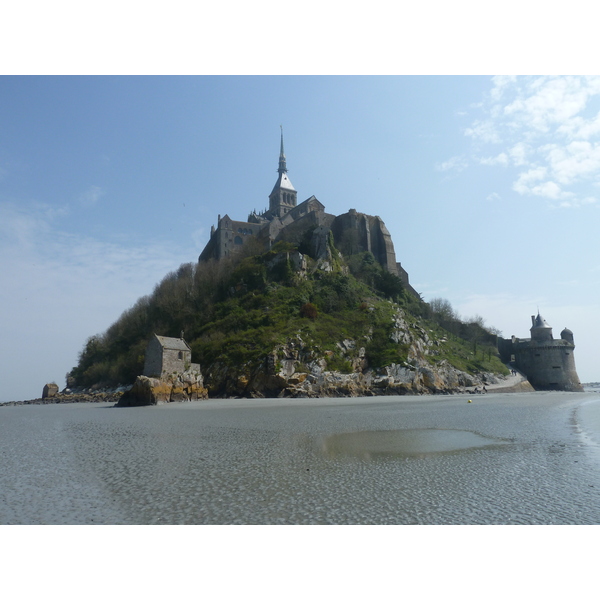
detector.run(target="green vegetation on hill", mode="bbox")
[68,240,508,391]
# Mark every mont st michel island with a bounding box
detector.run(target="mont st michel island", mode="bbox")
[45,130,579,406]
[2,125,599,528]
[5,61,600,600]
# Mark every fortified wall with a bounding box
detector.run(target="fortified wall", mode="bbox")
[198,131,419,298]
[498,314,583,392]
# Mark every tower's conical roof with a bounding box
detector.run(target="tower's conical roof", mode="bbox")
[531,313,551,329]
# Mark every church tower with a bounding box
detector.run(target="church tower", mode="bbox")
[268,127,297,218]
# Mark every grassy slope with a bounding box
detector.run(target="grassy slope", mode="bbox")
[68,243,508,390]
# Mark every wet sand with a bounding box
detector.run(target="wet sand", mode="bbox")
[2,392,600,524]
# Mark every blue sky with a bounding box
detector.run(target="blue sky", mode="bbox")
[2,74,599,402]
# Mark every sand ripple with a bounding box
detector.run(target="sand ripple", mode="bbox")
[1,393,599,524]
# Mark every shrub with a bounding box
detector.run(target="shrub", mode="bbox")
[300,302,318,320]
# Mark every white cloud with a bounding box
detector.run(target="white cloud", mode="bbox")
[542,141,600,185]
[502,76,599,133]
[436,155,468,172]
[464,119,501,143]
[529,180,564,200]
[79,185,105,207]
[513,172,571,201]
[486,192,501,202]
[466,76,600,208]
[556,196,598,209]
[557,111,600,140]
[489,75,517,102]
[508,142,529,166]
[512,166,547,195]
[479,152,508,166]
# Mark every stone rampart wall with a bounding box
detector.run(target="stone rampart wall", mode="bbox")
[331,210,399,274]
[515,343,582,391]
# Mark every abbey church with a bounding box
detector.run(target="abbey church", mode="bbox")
[199,130,418,297]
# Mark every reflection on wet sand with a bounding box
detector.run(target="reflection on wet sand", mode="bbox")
[322,429,510,460]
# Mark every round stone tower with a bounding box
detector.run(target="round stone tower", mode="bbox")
[560,327,574,344]
[530,313,553,342]
[513,313,583,391]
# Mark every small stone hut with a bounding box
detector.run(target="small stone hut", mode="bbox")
[143,334,200,378]
[42,383,59,398]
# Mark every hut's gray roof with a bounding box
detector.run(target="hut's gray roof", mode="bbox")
[154,335,191,351]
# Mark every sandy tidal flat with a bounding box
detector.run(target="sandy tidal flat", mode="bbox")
[2,392,600,524]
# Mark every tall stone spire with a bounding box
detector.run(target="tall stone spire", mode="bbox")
[278,125,288,174]
[269,126,297,218]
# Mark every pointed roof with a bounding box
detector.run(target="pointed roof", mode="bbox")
[531,313,551,329]
[271,171,296,194]
[271,127,296,194]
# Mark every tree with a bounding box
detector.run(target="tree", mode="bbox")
[300,302,318,320]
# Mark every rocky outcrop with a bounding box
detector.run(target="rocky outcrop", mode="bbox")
[200,306,513,399]
[117,370,208,407]
[274,360,499,398]
[1,388,126,406]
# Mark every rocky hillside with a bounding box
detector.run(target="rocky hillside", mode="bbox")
[69,235,509,399]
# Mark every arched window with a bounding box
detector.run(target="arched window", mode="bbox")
[234,236,243,245]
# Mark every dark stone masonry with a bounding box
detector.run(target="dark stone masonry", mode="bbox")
[198,129,419,298]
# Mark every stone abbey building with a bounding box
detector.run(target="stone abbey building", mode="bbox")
[498,313,583,391]
[199,130,418,297]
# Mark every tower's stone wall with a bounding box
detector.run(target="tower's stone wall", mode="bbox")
[498,315,583,392]
[513,340,582,391]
